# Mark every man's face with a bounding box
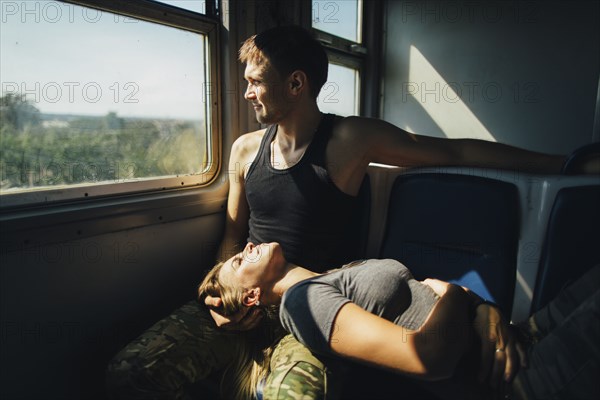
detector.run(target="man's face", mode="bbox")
[243,62,292,124]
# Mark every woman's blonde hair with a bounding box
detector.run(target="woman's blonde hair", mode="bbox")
[198,262,245,316]
[198,261,282,400]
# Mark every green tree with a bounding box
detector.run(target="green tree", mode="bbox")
[2,93,207,191]
[0,93,41,131]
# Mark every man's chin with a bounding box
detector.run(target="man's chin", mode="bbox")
[255,110,285,125]
[255,112,272,124]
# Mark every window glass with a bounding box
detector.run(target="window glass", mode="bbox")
[1,1,209,194]
[152,0,207,14]
[317,63,359,116]
[312,0,362,43]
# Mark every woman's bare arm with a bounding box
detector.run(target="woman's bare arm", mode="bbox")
[456,282,526,387]
[329,284,471,380]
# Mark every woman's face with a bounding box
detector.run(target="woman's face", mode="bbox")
[219,242,285,290]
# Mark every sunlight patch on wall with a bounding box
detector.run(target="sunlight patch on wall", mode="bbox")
[408,45,496,142]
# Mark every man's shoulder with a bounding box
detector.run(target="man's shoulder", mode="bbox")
[331,115,371,138]
[329,115,376,147]
[231,128,267,160]
[236,127,268,146]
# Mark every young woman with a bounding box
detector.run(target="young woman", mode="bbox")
[198,242,512,399]
[198,242,599,400]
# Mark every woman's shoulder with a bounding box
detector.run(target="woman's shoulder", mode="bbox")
[282,258,414,305]
[345,259,413,277]
[279,269,354,354]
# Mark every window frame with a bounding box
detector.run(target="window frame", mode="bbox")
[311,0,364,46]
[304,0,366,116]
[302,0,383,118]
[321,51,362,116]
[0,0,222,209]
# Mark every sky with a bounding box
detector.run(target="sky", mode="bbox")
[312,0,360,43]
[1,0,207,120]
[1,0,361,119]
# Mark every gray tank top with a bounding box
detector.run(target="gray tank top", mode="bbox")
[279,259,440,354]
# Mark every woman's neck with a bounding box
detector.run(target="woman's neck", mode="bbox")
[270,263,319,303]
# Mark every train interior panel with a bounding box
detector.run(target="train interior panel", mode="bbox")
[1,0,599,399]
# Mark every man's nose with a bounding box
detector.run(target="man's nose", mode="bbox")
[244,83,255,100]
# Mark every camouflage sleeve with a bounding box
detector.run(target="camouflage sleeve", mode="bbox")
[263,334,345,400]
[106,300,242,400]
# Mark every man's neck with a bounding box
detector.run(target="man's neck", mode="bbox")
[275,103,323,151]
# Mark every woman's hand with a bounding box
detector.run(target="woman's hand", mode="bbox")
[473,304,527,390]
[421,278,450,297]
[204,294,263,331]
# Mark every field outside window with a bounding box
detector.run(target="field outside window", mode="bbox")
[0,1,213,203]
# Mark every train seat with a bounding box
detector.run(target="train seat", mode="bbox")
[378,173,520,316]
[531,185,600,313]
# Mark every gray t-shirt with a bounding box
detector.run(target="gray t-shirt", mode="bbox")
[279,259,440,355]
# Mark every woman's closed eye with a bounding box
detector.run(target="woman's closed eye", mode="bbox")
[232,254,242,270]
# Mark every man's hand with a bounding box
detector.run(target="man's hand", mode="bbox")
[562,143,600,175]
[204,294,263,331]
[579,157,600,175]
[473,304,527,391]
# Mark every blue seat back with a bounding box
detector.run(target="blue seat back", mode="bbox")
[531,185,600,313]
[380,173,520,315]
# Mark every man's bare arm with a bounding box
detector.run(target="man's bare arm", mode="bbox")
[207,133,263,330]
[343,116,567,174]
[216,144,250,262]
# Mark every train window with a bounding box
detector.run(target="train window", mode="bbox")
[310,1,366,116]
[0,0,219,207]
[152,1,207,14]
[318,63,360,116]
[312,0,362,43]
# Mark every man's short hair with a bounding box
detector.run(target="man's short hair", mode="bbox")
[239,25,328,99]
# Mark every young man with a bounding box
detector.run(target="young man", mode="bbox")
[207,24,566,399]
[107,26,581,400]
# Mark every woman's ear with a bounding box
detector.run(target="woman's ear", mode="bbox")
[242,288,261,307]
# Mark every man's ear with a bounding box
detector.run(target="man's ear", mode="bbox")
[288,70,308,95]
[242,288,261,307]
